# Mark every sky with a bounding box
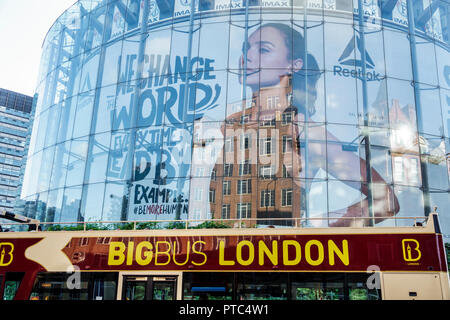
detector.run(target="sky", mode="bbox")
[0,0,77,96]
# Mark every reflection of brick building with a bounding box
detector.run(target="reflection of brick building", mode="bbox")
[63,236,112,269]
[208,76,302,226]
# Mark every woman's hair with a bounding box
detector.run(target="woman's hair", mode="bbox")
[255,23,321,117]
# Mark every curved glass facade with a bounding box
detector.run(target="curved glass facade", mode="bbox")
[22,0,450,237]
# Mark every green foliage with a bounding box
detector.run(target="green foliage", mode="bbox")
[46,223,110,231]
[136,222,160,230]
[189,221,231,229]
[165,222,187,229]
[44,219,233,231]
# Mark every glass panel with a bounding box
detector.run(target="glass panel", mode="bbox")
[297,122,326,179]
[61,185,83,223]
[422,135,449,191]
[328,180,364,227]
[119,34,141,85]
[72,90,95,139]
[57,97,77,143]
[85,5,106,51]
[436,45,450,90]
[237,273,288,300]
[107,129,132,181]
[324,22,355,73]
[325,71,358,125]
[44,103,63,148]
[347,273,380,300]
[383,29,412,81]
[46,188,64,223]
[441,88,450,138]
[36,192,49,223]
[143,27,172,93]
[2,273,24,301]
[153,281,175,300]
[326,124,361,182]
[94,85,116,134]
[189,177,212,224]
[430,191,450,236]
[394,185,425,226]
[79,182,106,222]
[103,181,129,221]
[357,77,389,128]
[101,40,124,88]
[388,78,419,152]
[298,178,328,227]
[29,273,117,301]
[291,273,345,300]
[183,272,233,300]
[124,280,146,300]
[128,175,190,222]
[79,51,101,95]
[392,154,421,187]
[37,147,55,193]
[86,132,112,184]
[34,109,48,153]
[198,22,229,72]
[49,142,71,190]
[417,84,444,136]
[65,137,89,187]
[416,36,438,86]
[112,80,136,131]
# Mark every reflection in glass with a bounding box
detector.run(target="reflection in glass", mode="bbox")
[65,137,89,187]
[103,181,129,221]
[80,182,105,221]
[61,186,83,222]
[383,29,412,80]
[394,185,424,226]
[21,1,450,235]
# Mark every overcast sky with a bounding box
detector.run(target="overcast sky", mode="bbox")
[0,0,76,96]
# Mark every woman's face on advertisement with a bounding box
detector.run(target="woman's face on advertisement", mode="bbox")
[241,26,299,88]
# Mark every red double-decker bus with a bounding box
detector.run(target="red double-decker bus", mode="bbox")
[0,213,448,300]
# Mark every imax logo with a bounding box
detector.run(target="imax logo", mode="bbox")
[333,35,382,82]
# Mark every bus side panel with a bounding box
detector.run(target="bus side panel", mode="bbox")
[439,272,450,300]
[382,272,445,300]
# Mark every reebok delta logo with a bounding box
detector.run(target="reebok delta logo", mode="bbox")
[333,35,382,82]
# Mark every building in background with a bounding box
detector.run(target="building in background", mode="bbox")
[0,88,34,217]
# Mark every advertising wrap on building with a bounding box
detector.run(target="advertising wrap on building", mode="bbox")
[18,0,450,239]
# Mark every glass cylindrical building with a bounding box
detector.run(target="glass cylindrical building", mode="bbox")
[22,0,450,238]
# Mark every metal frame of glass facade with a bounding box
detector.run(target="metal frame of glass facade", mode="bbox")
[21,0,450,240]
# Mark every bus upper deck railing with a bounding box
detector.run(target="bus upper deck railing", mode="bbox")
[0,215,430,232]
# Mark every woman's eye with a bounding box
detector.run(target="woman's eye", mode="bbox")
[260,47,270,54]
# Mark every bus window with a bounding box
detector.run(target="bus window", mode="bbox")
[123,277,147,300]
[29,273,118,300]
[237,273,288,300]
[2,272,24,300]
[347,274,381,300]
[291,273,345,300]
[122,276,177,300]
[183,272,234,300]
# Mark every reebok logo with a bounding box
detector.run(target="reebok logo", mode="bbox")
[333,35,382,82]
